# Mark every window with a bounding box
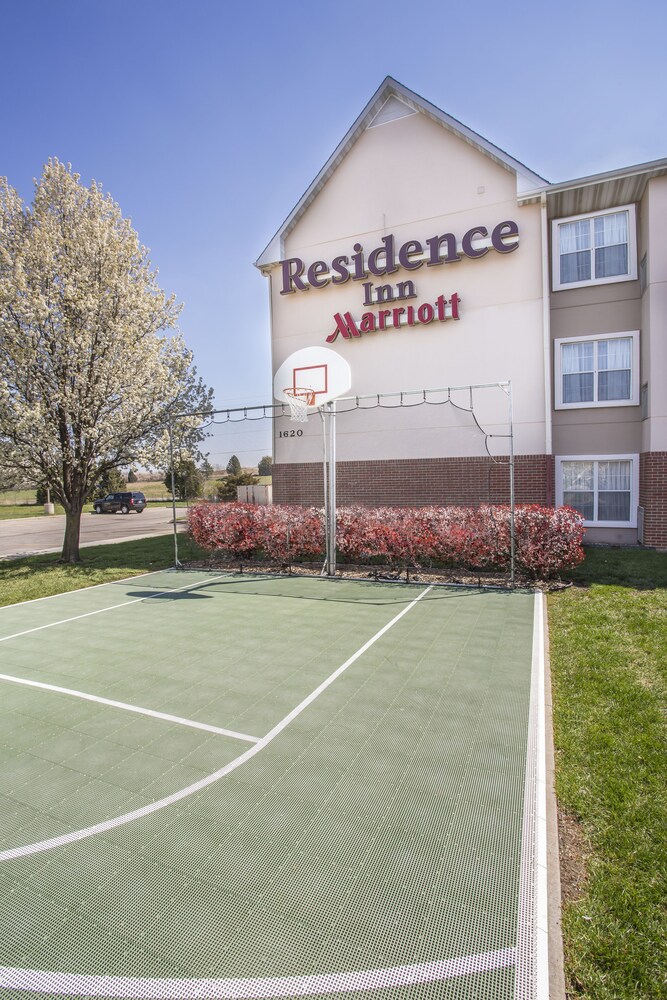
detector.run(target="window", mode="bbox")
[552,205,637,290]
[554,331,639,408]
[557,455,638,527]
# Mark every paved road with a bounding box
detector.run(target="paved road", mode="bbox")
[0,507,182,560]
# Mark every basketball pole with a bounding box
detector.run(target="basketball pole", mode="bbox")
[328,400,337,576]
[168,419,181,569]
[320,406,329,576]
[508,380,515,589]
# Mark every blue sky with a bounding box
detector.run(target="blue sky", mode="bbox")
[2,0,665,466]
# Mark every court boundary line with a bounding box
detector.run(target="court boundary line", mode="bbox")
[0,585,433,862]
[0,568,165,611]
[514,592,548,1000]
[0,945,515,997]
[534,593,549,997]
[0,673,260,742]
[0,572,234,645]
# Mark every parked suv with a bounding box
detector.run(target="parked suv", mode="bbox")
[93,491,146,514]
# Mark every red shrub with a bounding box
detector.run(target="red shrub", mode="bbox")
[188,502,585,579]
[513,505,585,577]
[188,503,325,563]
[258,505,325,563]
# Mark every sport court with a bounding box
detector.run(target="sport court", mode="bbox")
[0,570,546,999]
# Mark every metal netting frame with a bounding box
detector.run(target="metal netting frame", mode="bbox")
[167,379,516,585]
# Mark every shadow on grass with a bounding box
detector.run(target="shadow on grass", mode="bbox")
[563,545,667,589]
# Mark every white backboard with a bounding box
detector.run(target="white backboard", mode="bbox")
[273,346,351,407]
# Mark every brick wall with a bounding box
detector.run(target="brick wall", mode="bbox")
[640,452,667,549]
[273,455,555,508]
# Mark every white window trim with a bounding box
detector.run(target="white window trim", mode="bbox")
[554,330,640,409]
[556,454,639,528]
[552,204,637,291]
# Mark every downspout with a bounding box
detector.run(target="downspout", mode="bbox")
[266,266,279,501]
[540,191,553,503]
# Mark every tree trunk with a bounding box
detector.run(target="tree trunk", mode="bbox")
[60,501,84,563]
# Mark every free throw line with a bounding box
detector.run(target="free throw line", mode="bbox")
[0,672,259,743]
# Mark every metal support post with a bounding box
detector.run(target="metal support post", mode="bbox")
[168,420,181,568]
[508,382,515,589]
[328,401,337,576]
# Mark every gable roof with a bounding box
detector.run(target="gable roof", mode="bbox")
[255,76,547,270]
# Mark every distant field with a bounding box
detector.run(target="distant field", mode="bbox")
[0,488,36,505]
[0,475,271,515]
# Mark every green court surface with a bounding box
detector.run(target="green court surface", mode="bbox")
[0,571,544,999]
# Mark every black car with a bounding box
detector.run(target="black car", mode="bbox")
[93,491,146,514]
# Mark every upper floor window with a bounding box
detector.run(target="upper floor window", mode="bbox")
[554,331,639,409]
[552,205,637,290]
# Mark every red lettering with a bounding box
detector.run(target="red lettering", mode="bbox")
[307,260,330,288]
[378,309,391,330]
[326,312,360,343]
[331,255,351,284]
[398,239,424,270]
[450,293,461,319]
[417,303,434,324]
[462,226,489,259]
[406,306,416,326]
[368,235,398,277]
[436,294,448,321]
[392,307,405,327]
[280,257,307,294]
[491,221,519,253]
[359,312,377,333]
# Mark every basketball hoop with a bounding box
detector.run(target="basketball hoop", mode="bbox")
[284,387,316,423]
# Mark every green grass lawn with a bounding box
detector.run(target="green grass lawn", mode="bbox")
[551,547,667,999]
[0,533,186,606]
[0,538,664,996]
[0,503,68,519]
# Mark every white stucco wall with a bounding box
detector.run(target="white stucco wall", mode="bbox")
[267,107,546,464]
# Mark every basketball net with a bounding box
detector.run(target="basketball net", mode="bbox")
[284,387,315,423]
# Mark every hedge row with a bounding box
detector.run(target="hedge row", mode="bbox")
[187,502,585,578]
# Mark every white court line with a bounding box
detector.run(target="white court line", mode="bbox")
[534,593,550,998]
[514,591,549,1000]
[0,945,515,997]
[0,673,259,743]
[0,571,233,645]
[0,585,433,862]
[0,568,163,611]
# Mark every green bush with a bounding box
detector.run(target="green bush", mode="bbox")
[215,472,259,502]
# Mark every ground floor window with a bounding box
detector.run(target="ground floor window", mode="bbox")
[556,455,638,527]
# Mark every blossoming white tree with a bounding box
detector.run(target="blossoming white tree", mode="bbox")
[0,159,212,562]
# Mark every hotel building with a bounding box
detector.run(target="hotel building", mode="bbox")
[256,77,667,549]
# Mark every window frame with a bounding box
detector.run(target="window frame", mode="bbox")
[554,330,640,409]
[556,454,639,528]
[552,204,637,291]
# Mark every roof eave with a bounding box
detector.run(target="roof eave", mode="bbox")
[518,156,667,205]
